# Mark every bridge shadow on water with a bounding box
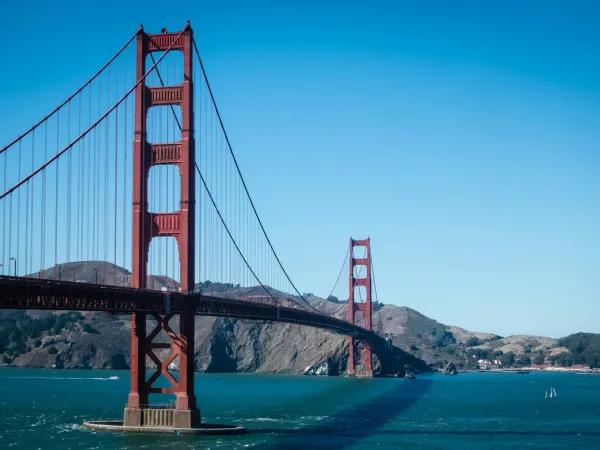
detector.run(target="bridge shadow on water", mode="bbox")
[254,377,433,449]
[249,375,600,449]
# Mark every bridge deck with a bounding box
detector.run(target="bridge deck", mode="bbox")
[0,276,372,339]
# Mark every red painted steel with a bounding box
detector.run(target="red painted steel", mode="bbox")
[347,238,374,377]
[128,24,198,421]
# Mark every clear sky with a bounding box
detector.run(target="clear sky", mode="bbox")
[1,1,599,338]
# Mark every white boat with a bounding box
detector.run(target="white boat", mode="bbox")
[108,375,120,380]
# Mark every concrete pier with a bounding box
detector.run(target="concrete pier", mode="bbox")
[83,420,245,435]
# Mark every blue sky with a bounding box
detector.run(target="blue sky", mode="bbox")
[1,1,599,337]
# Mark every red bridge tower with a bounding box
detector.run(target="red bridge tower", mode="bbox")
[347,238,373,377]
[124,24,198,428]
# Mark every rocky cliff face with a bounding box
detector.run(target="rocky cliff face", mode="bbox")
[2,311,353,374]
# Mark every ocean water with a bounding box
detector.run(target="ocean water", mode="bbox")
[1,369,599,449]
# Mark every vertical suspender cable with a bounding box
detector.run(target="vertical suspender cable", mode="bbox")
[0,29,139,157]
[0,32,185,284]
[67,101,72,264]
[41,122,47,274]
[29,130,35,273]
[54,112,59,273]
[192,40,319,311]
[17,141,21,275]
[104,68,110,268]
[122,68,127,277]
[1,149,5,274]
[114,62,119,284]
[24,140,30,275]
[76,94,81,263]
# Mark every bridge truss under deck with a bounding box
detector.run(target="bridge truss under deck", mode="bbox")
[0,276,373,339]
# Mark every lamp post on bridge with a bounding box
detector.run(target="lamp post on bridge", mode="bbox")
[9,257,16,277]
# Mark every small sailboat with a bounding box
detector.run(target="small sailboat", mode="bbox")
[545,387,557,400]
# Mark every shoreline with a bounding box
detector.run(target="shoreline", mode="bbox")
[457,367,600,375]
[1,366,599,378]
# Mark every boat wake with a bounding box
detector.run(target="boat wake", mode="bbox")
[4,375,120,381]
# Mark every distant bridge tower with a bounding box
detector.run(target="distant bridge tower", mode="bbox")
[124,24,199,428]
[347,238,373,377]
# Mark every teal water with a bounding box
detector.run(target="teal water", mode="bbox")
[1,369,600,449]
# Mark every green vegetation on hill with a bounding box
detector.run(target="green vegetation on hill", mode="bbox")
[0,311,83,361]
[555,333,600,368]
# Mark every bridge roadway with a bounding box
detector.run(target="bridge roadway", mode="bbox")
[0,276,375,340]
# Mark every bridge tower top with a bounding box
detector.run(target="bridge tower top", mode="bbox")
[347,237,373,377]
[131,23,195,292]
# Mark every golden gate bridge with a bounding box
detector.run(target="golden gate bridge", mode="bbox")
[0,22,418,433]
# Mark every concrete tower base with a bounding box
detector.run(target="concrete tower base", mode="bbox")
[83,406,244,435]
[123,407,201,428]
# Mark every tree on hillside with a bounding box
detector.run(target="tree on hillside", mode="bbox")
[551,352,573,367]
[466,336,480,347]
[500,351,515,367]
[558,333,600,368]
[533,351,545,365]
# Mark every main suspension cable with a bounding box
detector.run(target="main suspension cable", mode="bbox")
[328,245,352,317]
[370,247,384,335]
[147,51,282,306]
[0,27,140,156]
[192,38,319,313]
[195,162,281,305]
[326,244,350,301]
[0,27,186,201]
